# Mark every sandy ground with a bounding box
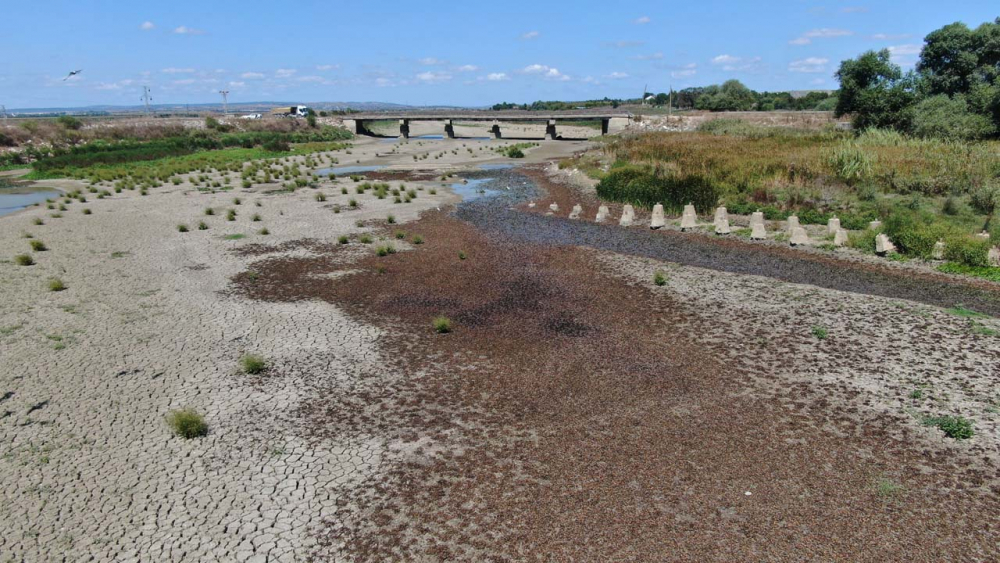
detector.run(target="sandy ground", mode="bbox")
[0,137,582,561]
[3,135,999,561]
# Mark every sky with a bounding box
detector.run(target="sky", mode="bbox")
[2,0,998,109]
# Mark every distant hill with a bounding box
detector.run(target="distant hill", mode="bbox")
[4,101,474,116]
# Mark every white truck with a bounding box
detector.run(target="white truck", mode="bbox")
[269,105,310,118]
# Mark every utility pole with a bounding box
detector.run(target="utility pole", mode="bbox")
[141,87,153,115]
[218,90,230,116]
[668,84,673,117]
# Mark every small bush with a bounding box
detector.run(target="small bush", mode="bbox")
[251,213,261,222]
[14,254,34,266]
[458,250,467,260]
[177,224,189,232]
[166,408,208,439]
[48,278,66,292]
[338,235,349,244]
[811,326,828,340]
[32,217,44,226]
[943,236,991,268]
[412,235,424,244]
[359,234,373,244]
[204,207,215,216]
[349,198,358,208]
[198,221,209,230]
[239,354,267,374]
[922,415,973,440]
[315,192,326,202]
[226,209,237,221]
[387,215,396,224]
[433,316,452,333]
[395,231,406,239]
[82,208,92,215]
[653,271,667,286]
[258,227,270,235]
[29,240,47,252]
[376,244,396,256]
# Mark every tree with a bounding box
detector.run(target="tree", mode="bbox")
[910,94,995,140]
[835,49,918,130]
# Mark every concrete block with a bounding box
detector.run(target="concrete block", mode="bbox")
[595,205,609,223]
[932,240,945,260]
[786,215,800,234]
[619,205,635,227]
[789,226,810,246]
[990,246,1000,267]
[834,228,848,247]
[827,216,841,234]
[683,203,697,217]
[875,233,896,255]
[975,231,991,241]
[715,218,731,235]
[569,204,582,219]
[714,207,728,226]
[549,202,559,213]
[750,211,765,229]
[750,223,767,240]
[869,220,882,230]
[650,204,665,230]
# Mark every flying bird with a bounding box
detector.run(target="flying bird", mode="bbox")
[63,69,83,81]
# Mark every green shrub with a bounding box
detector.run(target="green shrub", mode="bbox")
[943,236,991,268]
[204,207,215,216]
[198,221,209,230]
[910,95,995,141]
[258,227,270,235]
[166,408,208,439]
[29,240,47,252]
[411,235,424,244]
[811,326,828,339]
[922,415,973,440]
[882,213,944,259]
[359,234,372,244]
[433,316,452,333]
[315,192,326,202]
[458,250,467,260]
[251,213,261,222]
[82,208,92,215]
[48,278,66,292]
[338,235,349,244]
[376,244,396,256]
[596,164,718,213]
[32,217,44,226]
[239,354,267,374]
[386,214,396,224]
[14,254,34,266]
[653,271,667,286]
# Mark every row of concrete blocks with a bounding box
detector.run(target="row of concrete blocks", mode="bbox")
[542,202,1000,262]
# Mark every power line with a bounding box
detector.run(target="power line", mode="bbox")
[141,87,153,115]
[218,90,230,115]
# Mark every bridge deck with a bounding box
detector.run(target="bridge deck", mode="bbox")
[348,113,630,122]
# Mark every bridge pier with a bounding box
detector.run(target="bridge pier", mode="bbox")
[601,118,610,136]
[443,119,455,139]
[544,119,558,141]
[398,119,410,140]
[490,121,502,139]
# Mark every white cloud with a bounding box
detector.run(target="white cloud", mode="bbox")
[888,44,921,56]
[712,54,740,65]
[173,26,205,35]
[888,44,922,65]
[711,55,763,72]
[634,16,651,24]
[634,52,664,61]
[275,68,297,78]
[140,21,154,31]
[522,64,570,80]
[161,67,194,74]
[790,28,853,45]
[316,64,339,71]
[455,64,479,72]
[606,40,644,48]
[485,72,509,81]
[241,72,265,79]
[870,33,911,41]
[415,71,452,83]
[520,31,540,40]
[788,57,829,73]
[607,72,629,79]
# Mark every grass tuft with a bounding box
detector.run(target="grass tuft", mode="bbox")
[433,316,452,334]
[811,326,829,339]
[48,278,66,292]
[653,271,667,286]
[239,354,267,375]
[922,415,974,439]
[29,240,47,252]
[166,408,208,439]
[14,254,34,266]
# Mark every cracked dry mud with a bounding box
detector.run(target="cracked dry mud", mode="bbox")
[3,138,1000,562]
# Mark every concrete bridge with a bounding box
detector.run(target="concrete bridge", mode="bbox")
[343,112,631,140]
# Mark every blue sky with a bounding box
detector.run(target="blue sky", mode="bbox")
[2,0,998,109]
